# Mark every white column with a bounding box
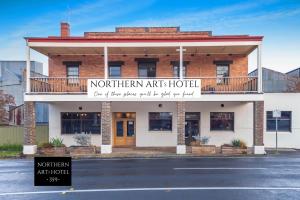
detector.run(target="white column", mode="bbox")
[26,45,31,93]
[104,46,108,79]
[257,44,262,93]
[179,46,183,79]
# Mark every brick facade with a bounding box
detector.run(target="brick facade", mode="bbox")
[48,54,247,78]
[176,101,186,145]
[253,101,264,146]
[24,101,36,145]
[101,101,112,145]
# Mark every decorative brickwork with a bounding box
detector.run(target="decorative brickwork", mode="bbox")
[24,101,36,145]
[101,102,112,145]
[176,101,186,145]
[253,101,264,146]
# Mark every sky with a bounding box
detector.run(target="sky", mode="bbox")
[0,0,299,74]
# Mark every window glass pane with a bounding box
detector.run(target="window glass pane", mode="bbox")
[61,112,101,134]
[127,121,135,137]
[173,65,186,78]
[138,63,156,78]
[210,112,234,131]
[149,112,172,131]
[216,65,229,84]
[67,65,79,84]
[266,111,291,132]
[109,66,121,78]
[116,121,123,137]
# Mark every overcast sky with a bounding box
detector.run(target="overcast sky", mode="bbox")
[0,0,299,74]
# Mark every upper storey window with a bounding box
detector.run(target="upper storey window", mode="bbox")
[108,61,124,78]
[214,60,232,85]
[135,58,158,78]
[109,66,121,78]
[138,62,156,78]
[63,61,81,84]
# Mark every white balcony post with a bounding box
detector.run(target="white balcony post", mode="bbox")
[104,46,108,79]
[257,44,262,93]
[26,44,31,93]
[179,46,183,79]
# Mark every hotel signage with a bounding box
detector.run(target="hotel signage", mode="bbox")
[88,79,201,101]
[34,157,72,186]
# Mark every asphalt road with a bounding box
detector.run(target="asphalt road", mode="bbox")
[1,154,300,200]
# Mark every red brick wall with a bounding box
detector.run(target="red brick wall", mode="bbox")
[48,54,248,78]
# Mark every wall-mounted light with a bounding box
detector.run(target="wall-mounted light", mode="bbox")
[221,104,224,108]
[158,104,162,108]
[79,106,83,110]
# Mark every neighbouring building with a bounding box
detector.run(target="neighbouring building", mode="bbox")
[0,61,48,125]
[23,22,272,155]
[250,67,300,149]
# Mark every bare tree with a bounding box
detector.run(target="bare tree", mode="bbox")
[0,90,16,125]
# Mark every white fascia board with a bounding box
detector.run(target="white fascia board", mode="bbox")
[24,94,264,102]
[28,41,262,48]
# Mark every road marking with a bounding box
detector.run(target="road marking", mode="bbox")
[173,167,267,170]
[1,187,300,196]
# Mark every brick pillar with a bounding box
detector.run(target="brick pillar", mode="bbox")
[176,101,186,154]
[253,101,265,154]
[101,101,112,153]
[23,101,37,154]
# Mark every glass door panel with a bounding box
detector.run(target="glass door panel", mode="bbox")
[127,120,135,137]
[116,121,124,137]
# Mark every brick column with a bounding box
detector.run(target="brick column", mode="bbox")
[253,101,265,154]
[23,101,37,154]
[101,101,112,153]
[176,101,186,154]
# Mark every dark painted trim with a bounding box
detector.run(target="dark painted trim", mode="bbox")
[213,60,233,65]
[108,61,124,66]
[134,58,159,63]
[170,61,190,66]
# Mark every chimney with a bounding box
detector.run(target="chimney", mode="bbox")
[60,22,70,37]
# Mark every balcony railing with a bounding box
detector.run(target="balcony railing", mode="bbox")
[29,76,258,94]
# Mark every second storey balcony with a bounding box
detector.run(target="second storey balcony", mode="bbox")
[29,76,258,94]
[24,36,263,101]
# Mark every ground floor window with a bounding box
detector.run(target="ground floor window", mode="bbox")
[266,111,292,132]
[210,112,234,131]
[149,112,172,131]
[61,112,101,134]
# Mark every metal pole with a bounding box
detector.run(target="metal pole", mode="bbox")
[179,46,183,79]
[26,44,31,93]
[276,117,278,153]
[104,46,108,79]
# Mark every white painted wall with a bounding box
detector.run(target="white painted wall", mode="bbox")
[48,102,102,147]
[49,101,254,147]
[264,93,300,149]
[111,102,177,147]
[186,102,253,147]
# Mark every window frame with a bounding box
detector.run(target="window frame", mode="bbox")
[109,65,121,78]
[138,62,156,78]
[148,112,173,131]
[266,111,292,132]
[61,112,101,135]
[173,65,186,78]
[64,62,80,85]
[210,112,234,131]
[216,64,230,85]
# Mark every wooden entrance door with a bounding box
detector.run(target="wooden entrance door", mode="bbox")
[113,113,136,147]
